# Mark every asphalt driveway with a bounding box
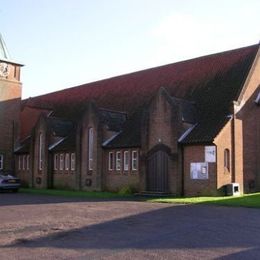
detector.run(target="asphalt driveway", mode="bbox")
[1,193,260,259]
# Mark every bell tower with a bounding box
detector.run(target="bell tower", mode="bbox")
[0,34,23,172]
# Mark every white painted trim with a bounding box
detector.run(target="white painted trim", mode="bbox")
[178,124,197,142]
[255,90,260,104]
[102,131,122,146]
[71,153,76,171]
[131,150,138,171]
[108,151,114,171]
[48,137,66,150]
[88,128,94,171]
[65,153,70,170]
[124,151,129,171]
[116,151,121,171]
[236,45,260,110]
[0,154,3,170]
[39,133,43,170]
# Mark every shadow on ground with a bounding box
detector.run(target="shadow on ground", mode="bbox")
[0,192,136,206]
[2,200,260,259]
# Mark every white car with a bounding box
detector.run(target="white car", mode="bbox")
[0,173,21,192]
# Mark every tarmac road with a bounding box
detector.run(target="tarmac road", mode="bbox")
[1,193,260,259]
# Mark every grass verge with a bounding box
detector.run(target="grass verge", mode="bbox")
[20,188,133,199]
[148,193,260,208]
[20,188,260,208]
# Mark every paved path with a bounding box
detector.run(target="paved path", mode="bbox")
[0,193,260,259]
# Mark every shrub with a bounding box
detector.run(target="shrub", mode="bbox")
[118,185,136,195]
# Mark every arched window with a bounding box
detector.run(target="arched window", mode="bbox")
[71,153,76,171]
[224,149,230,171]
[65,153,70,170]
[88,127,94,170]
[27,155,30,170]
[0,154,3,170]
[54,154,59,171]
[108,152,114,171]
[39,133,43,170]
[60,153,64,170]
[132,151,138,171]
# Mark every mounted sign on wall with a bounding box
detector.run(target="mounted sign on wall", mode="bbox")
[205,146,216,162]
[190,162,208,179]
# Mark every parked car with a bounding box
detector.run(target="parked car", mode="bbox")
[0,171,21,192]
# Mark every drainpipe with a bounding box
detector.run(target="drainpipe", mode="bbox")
[12,120,15,173]
[257,121,260,189]
[231,101,237,183]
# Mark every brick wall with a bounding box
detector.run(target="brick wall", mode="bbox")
[0,67,22,172]
[79,103,103,191]
[52,152,77,189]
[237,92,260,192]
[32,116,49,189]
[103,148,140,192]
[144,89,183,195]
[183,145,217,196]
[214,121,233,192]
[15,154,30,187]
[235,49,260,192]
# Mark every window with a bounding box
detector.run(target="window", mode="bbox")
[27,155,30,170]
[0,154,3,170]
[224,149,230,171]
[14,66,17,78]
[23,155,26,170]
[18,155,21,170]
[116,151,121,171]
[60,154,64,170]
[108,152,114,171]
[65,153,70,170]
[54,154,59,170]
[124,151,129,171]
[71,153,76,171]
[88,128,94,170]
[39,133,43,170]
[132,151,138,171]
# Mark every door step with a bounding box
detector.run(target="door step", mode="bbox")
[135,191,172,198]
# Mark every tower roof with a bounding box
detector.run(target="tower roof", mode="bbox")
[0,34,23,65]
[0,34,11,61]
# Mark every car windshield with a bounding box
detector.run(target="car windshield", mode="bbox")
[0,174,13,178]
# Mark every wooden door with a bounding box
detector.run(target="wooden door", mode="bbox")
[147,149,169,192]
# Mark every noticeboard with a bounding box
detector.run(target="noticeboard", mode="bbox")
[190,162,208,179]
[205,146,216,162]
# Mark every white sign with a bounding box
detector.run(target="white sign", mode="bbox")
[190,162,208,179]
[205,146,216,162]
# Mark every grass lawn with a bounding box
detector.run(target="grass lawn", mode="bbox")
[20,188,260,208]
[149,193,260,208]
[20,188,133,199]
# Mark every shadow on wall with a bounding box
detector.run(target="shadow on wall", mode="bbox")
[0,98,21,171]
[236,86,260,193]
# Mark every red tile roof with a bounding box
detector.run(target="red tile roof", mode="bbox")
[22,44,259,142]
[20,106,51,139]
[25,44,258,112]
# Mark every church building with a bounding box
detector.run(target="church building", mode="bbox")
[1,34,260,196]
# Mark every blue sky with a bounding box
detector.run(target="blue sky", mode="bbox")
[1,0,259,98]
